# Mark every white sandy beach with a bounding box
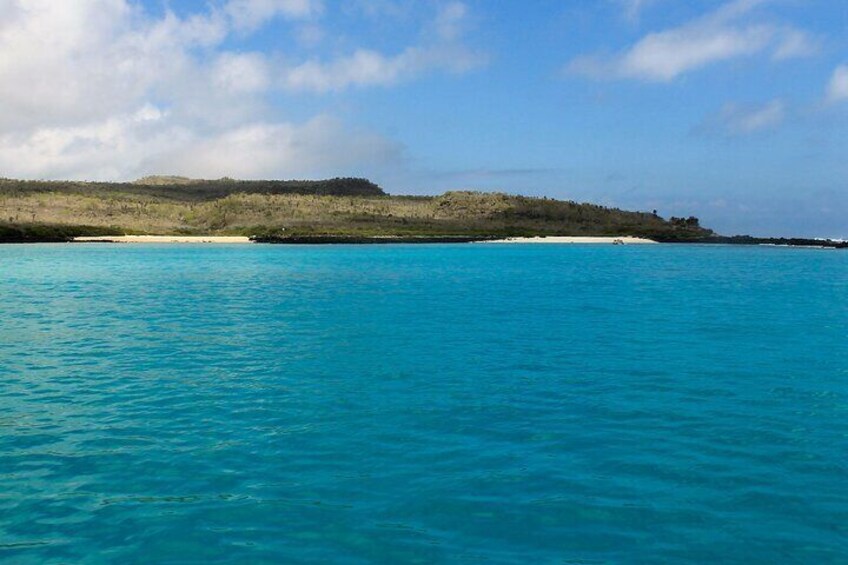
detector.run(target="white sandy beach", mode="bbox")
[482,236,658,245]
[74,235,253,244]
[72,235,658,245]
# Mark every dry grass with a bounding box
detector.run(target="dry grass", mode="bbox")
[0,187,712,240]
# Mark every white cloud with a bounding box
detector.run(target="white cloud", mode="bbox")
[282,45,483,92]
[701,99,786,136]
[0,105,185,180]
[212,52,271,94]
[570,0,816,81]
[619,25,772,81]
[826,65,848,103]
[0,110,400,181]
[144,116,402,179]
[284,49,411,91]
[225,0,322,32]
[280,2,485,92]
[0,0,432,181]
[772,28,819,60]
[0,1,233,132]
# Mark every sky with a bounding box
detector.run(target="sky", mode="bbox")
[0,0,846,237]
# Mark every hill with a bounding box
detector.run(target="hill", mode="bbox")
[0,177,713,242]
[0,177,384,200]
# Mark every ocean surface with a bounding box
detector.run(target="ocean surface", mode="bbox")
[0,243,846,564]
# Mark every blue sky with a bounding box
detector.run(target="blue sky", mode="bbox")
[0,0,846,236]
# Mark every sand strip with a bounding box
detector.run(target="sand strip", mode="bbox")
[481,236,658,245]
[74,235,253,244]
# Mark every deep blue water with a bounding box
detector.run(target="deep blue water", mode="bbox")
[0,243,846,564]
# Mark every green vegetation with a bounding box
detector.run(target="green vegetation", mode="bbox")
[0,177,714,242]
[0,177,384,200]
[0,223,121,243]
[671,235,848,249]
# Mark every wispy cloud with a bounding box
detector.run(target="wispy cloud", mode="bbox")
[569,0,817,82]
[280,2,486,92]
[697,99,786,136]
[826,65,848,103]
[772,28,818,60]
[619,0,659,24]
[281,45,484,92]
[225,0,323,32]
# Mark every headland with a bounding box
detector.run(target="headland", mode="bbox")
[1,176,843,247]
[0,176,709,244]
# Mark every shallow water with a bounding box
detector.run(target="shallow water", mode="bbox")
[1,243,846,563]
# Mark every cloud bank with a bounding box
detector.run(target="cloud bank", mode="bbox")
[0,0,477,181]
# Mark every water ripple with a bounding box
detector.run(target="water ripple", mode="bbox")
[1,244,846,563]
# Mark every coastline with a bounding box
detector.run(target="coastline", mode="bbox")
[251,235,495,244]
[0,234,836,247]
[480,236,658,245]
[73,235,253,244]
[70,235,658,245]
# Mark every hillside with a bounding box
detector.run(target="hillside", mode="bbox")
[0,177,713,242]
[0,177,384,200]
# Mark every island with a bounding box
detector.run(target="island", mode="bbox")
[0,176,843,247]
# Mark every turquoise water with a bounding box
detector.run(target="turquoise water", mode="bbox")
[1,243,846,563]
